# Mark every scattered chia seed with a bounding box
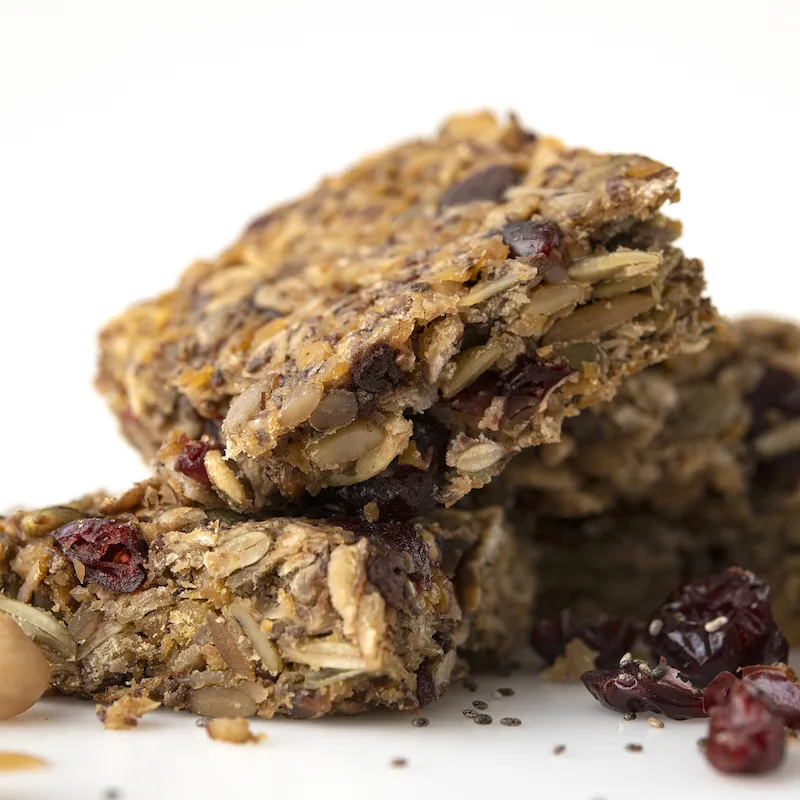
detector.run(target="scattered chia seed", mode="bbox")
[691,687,704,698]
[493,687,515,698]
[625,743,644,753]
[697,738,708,750]
[648,717,665,729]
[390,758,408,768]
[103,791,121,800]
[553,744,566,755]
[194,717,209,727]
[472,700,489,710]
[463,709,478,719]
[623,712,636,721]
[651,663,669,680]
[411,717,429,727]
[500,717,521,727]
[463,677,479,692]
[473,713,493,725]
[648,619,663,637]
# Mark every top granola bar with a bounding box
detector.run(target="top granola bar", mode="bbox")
[97,111,716,516]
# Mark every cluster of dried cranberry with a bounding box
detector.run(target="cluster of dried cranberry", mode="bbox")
[573,568,796,776]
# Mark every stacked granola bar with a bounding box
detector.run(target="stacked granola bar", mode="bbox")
[0,111,720,717]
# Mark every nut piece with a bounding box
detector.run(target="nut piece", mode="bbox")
[96,690,160,730]
[0,596,77,660]
[308,420,385,468]
[543,293,656,345]
[188,687,257,718]
[0,613,51,720]
[206,717,265,744]
[204,450,251,508]
[458,275,521,307]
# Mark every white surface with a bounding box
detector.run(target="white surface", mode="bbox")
[2,661,800,800]
[1,3,800,799]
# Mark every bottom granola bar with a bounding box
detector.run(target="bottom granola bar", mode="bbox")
[0,481,533,718]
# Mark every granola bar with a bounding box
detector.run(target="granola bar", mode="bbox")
[0,480,533,718]
[97,111,715,517]
[506,318,800,643]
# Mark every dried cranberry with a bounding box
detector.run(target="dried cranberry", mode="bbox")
[501,356,572,401]
[174,437,220,486]
[741,664,800,729]
[703,671,739,714]
[581,659,706,720]
[705,681,785,774]
[646,568,789,685]
[441,165,522,207]
[531,610,636,670]
[501,219,562,259]
[52,518,147,593]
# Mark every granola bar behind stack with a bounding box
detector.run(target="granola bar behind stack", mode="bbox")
[500,319,800,643]
[97,112,715,518]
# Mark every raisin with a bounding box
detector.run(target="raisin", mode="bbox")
[440,165,522,207]
[416,660,437,707]
[747,367,800,437]
[449,372,502,416]
[581,659,706,720]
[322,417,446,520]
[52,518,148,593]
[174,437,221,486]
[741,664,800,729]
[501,356,572,401]
[646,568,788,685]
[705,680,785,774]
[531,610,637,670]
[349,343,404,396]
[332,518,431,608]
[501,219,562,259]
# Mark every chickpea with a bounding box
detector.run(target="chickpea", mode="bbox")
[0,612,51,720]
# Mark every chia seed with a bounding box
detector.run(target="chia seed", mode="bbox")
[623,712,636,721]
[473,713,493,725]
[553,744,566,755]
[411,717,429,727]
[492,687,515,698]
[500,717,521,727]
[625,743,644,753]
[462,709,478,719]
[390,758,408,768]
[651,663,669,680]
[194,717,209,727]
[472,700,488,710]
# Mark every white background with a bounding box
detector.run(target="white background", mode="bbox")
[1,2,799,798]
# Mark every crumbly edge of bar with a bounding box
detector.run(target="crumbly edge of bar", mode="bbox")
[95,114,715,513]
[0,483,533,718]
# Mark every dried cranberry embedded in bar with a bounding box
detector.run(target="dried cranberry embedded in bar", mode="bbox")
[52,518,148,593]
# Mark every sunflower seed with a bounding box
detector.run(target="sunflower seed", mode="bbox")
[524,282,586,316]
[229,601,283,676]
[188,687,257,719]
[279,383,324,428]
[308,389,358,431]
[454,442,506,473]
[204,451,250,508]
[567,250,660,283]
[542,293,656,345]
[0,596,76,660]
[308,420,385,467]
[440,343,503,398]
[458,275,522,307]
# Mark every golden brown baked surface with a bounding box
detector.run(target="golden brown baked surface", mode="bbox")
[97,111,715,516]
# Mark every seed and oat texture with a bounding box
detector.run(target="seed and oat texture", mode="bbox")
[500,318,800,644]
[0,479,533,718]
[97,111,716,518]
